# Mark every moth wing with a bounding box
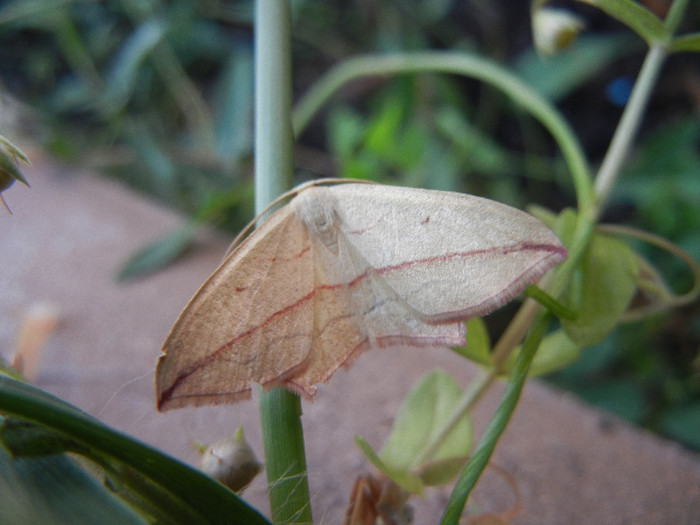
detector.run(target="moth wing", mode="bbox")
[328,184,566,323]
[287,225,465,396]
[156,206,315,410]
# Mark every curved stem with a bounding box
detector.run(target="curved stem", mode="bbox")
[293,52,594,214]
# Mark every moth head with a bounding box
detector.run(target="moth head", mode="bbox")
[292,186,341,255]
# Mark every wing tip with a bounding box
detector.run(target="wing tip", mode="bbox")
[421,241,567,324]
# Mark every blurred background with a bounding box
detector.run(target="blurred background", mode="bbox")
[1,0,698,450]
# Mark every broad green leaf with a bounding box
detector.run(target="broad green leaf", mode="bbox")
[670,32,700,53]
[0,417,91,458]
[117,225,195,281]
[551,207,579,248]
[414,455,469,488]
[0,376,271,525]
[658,403,700,449]
[504,329,580,377]
[568,377,647,422]
[527,204,559,229]
[451,317,493,368]
[576,0,667,44]
[378,370,472,483]
[0,442,147,525]
[561,232,639,347]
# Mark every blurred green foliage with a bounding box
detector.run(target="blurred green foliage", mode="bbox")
[1,0,698,449]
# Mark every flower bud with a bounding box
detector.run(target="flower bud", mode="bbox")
[532,7,585,56]
[198,426,262,492]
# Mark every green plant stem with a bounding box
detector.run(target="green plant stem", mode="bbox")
[255,1,312,523]
[255,0,294,214]
[440,312,551,525]
[665,0,690,34]
[592,42,667,217]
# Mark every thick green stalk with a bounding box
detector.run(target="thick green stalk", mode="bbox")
[255,1,312,523]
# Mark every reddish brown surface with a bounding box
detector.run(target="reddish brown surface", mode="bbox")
[2,155,699,524]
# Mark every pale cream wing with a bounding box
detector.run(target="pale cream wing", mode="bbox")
[156,206,316,410]
[286,225,465,396]
[326,184,567,323]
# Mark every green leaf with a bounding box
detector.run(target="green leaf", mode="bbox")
[378,370,472,485]
[0,417,90,457]
[551,207,580,248]
[0,137,30,190]
[117,225,196,281]
[670,32,700,53]
[658,403,700,449]
[561,231,639,347]
[575,0,668,44]
[569,377,647,422]
[0,443,147,525]
[451,317,493,368]
[0,135,30,168]
[527,204,560,229]
[504,329,580,377]
[0,376,271,525]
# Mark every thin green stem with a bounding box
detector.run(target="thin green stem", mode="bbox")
[664,0,690,35]
[592,42,667,217]
[440,312,551,525]
[255,1,312,523]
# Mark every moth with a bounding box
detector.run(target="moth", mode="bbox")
[156,181,566,410]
